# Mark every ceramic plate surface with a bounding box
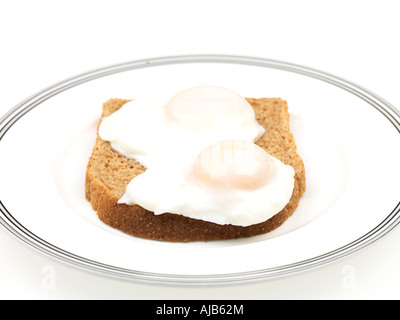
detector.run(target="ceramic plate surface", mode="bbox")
[1,55,400,285]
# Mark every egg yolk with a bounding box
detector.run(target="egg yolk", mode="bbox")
[164,85,255,131]
[190,140,273,191]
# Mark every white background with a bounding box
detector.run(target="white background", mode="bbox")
[1,0,400,300]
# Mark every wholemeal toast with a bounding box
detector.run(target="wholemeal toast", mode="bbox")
[85,97,306,242]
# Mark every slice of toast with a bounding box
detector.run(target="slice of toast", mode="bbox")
[85,98,306,242]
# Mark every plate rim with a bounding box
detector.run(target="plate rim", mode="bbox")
[1,54,400,285]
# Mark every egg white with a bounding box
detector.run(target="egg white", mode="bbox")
[119,154,295,227]
[98,87,265,168]
[99,86,295,227]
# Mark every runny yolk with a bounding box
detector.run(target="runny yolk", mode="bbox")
[190,140,273,191]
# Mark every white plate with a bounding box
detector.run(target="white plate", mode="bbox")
[1,55,400,285]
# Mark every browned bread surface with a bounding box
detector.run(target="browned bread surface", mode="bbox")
[85,98,306,242]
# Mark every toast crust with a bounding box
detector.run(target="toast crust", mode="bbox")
[85,98,306,242]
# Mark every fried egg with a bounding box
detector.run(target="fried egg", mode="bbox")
[99,85,295,227]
